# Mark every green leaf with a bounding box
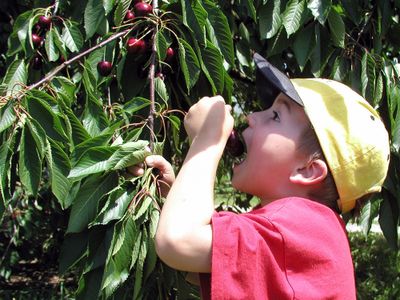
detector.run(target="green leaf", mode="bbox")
[167,115,182,154]
[133,195,153,221]
[52,27,68,59]
[109,141,150,170]
[293,24,315,71]
[282,0,306,37]
[14,10,32,54]
[201,41,224,94]
[122,97,151,115]
[307,0,332,24]
[69,141,149,179]
[62,20,84,52]
[71,133,113,164]
[82,93,109,137]
[45,28,60,62]
[327,7,345,48]
[203,0,234,65]
[341,0,363,25]
[259,0,282,39]
[59,231,89,273]
[103,0,114,14]
[387,83,400,152]
[114,0,132,26]
[102,216,138,297]
[331,54,350,81]
[178,38,201,92]
[48,139,73,209]
[84,0,106,39]
[243,0,257,21]
[181,0,207,44]
[154,77,169,103]
[19,124,42,196]
[361,50,376,100]
[92,186,137,226]
[0,101,17,134]
[133,228,148,300]
[84,47,106,85]
[25,95,68,142]
[379,191,399,250]
[2,59,27,97]
[69,146,117,179]
[156,30,168,61]
[0,138,13,203]
[67,173,118,233]
[359,197,380,236]
[51,76,77,107]
[76,268,104,300]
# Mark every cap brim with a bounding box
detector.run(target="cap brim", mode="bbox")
[254,53,303,107]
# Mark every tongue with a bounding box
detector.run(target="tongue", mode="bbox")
[225,129,245,157]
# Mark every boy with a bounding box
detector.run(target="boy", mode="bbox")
[132,53,390,299]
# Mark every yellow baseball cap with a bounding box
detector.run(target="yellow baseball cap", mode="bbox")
[254,53,390,213]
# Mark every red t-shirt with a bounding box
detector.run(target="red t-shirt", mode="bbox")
[199,197,356,300]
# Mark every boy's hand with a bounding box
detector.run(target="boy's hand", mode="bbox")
[127,155,175,198]
[184,96,234,147]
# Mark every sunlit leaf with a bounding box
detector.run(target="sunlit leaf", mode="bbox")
[114,0,132,27]
[282,0,306,37]
[0,101,17,134]
[84,0,106,39]
[308,0,332,24]
[45,28,60,62]
[2,60,27,97]
[62,20,84,52]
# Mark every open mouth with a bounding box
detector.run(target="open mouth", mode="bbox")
[225,129,247,165]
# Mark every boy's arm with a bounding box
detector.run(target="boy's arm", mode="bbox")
[155,96,233,273]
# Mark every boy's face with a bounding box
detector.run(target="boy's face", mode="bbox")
[232,93,310,202]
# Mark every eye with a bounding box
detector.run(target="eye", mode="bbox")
[272,110,280,122]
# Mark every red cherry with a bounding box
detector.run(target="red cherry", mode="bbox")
[126,37,147,54]
[38,16,52,30]
[125,10,135,21]
[134,0,143,3]
[156,72,165,80]
[225,129,245,157]
[134,2,153,17]
[97,61,113,76]
[32,34,43,48]
[165,47,175,62]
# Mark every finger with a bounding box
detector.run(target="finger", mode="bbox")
[126,164,144,176]
[146,156,175,182]
[145,155,172,174]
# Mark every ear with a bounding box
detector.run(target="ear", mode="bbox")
[290,159,328,186]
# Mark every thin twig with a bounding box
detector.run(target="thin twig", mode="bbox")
[26,28,131,93]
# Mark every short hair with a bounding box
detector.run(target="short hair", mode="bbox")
[297,123,340,213]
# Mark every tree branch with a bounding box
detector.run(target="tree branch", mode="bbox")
[148,0,159,151]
